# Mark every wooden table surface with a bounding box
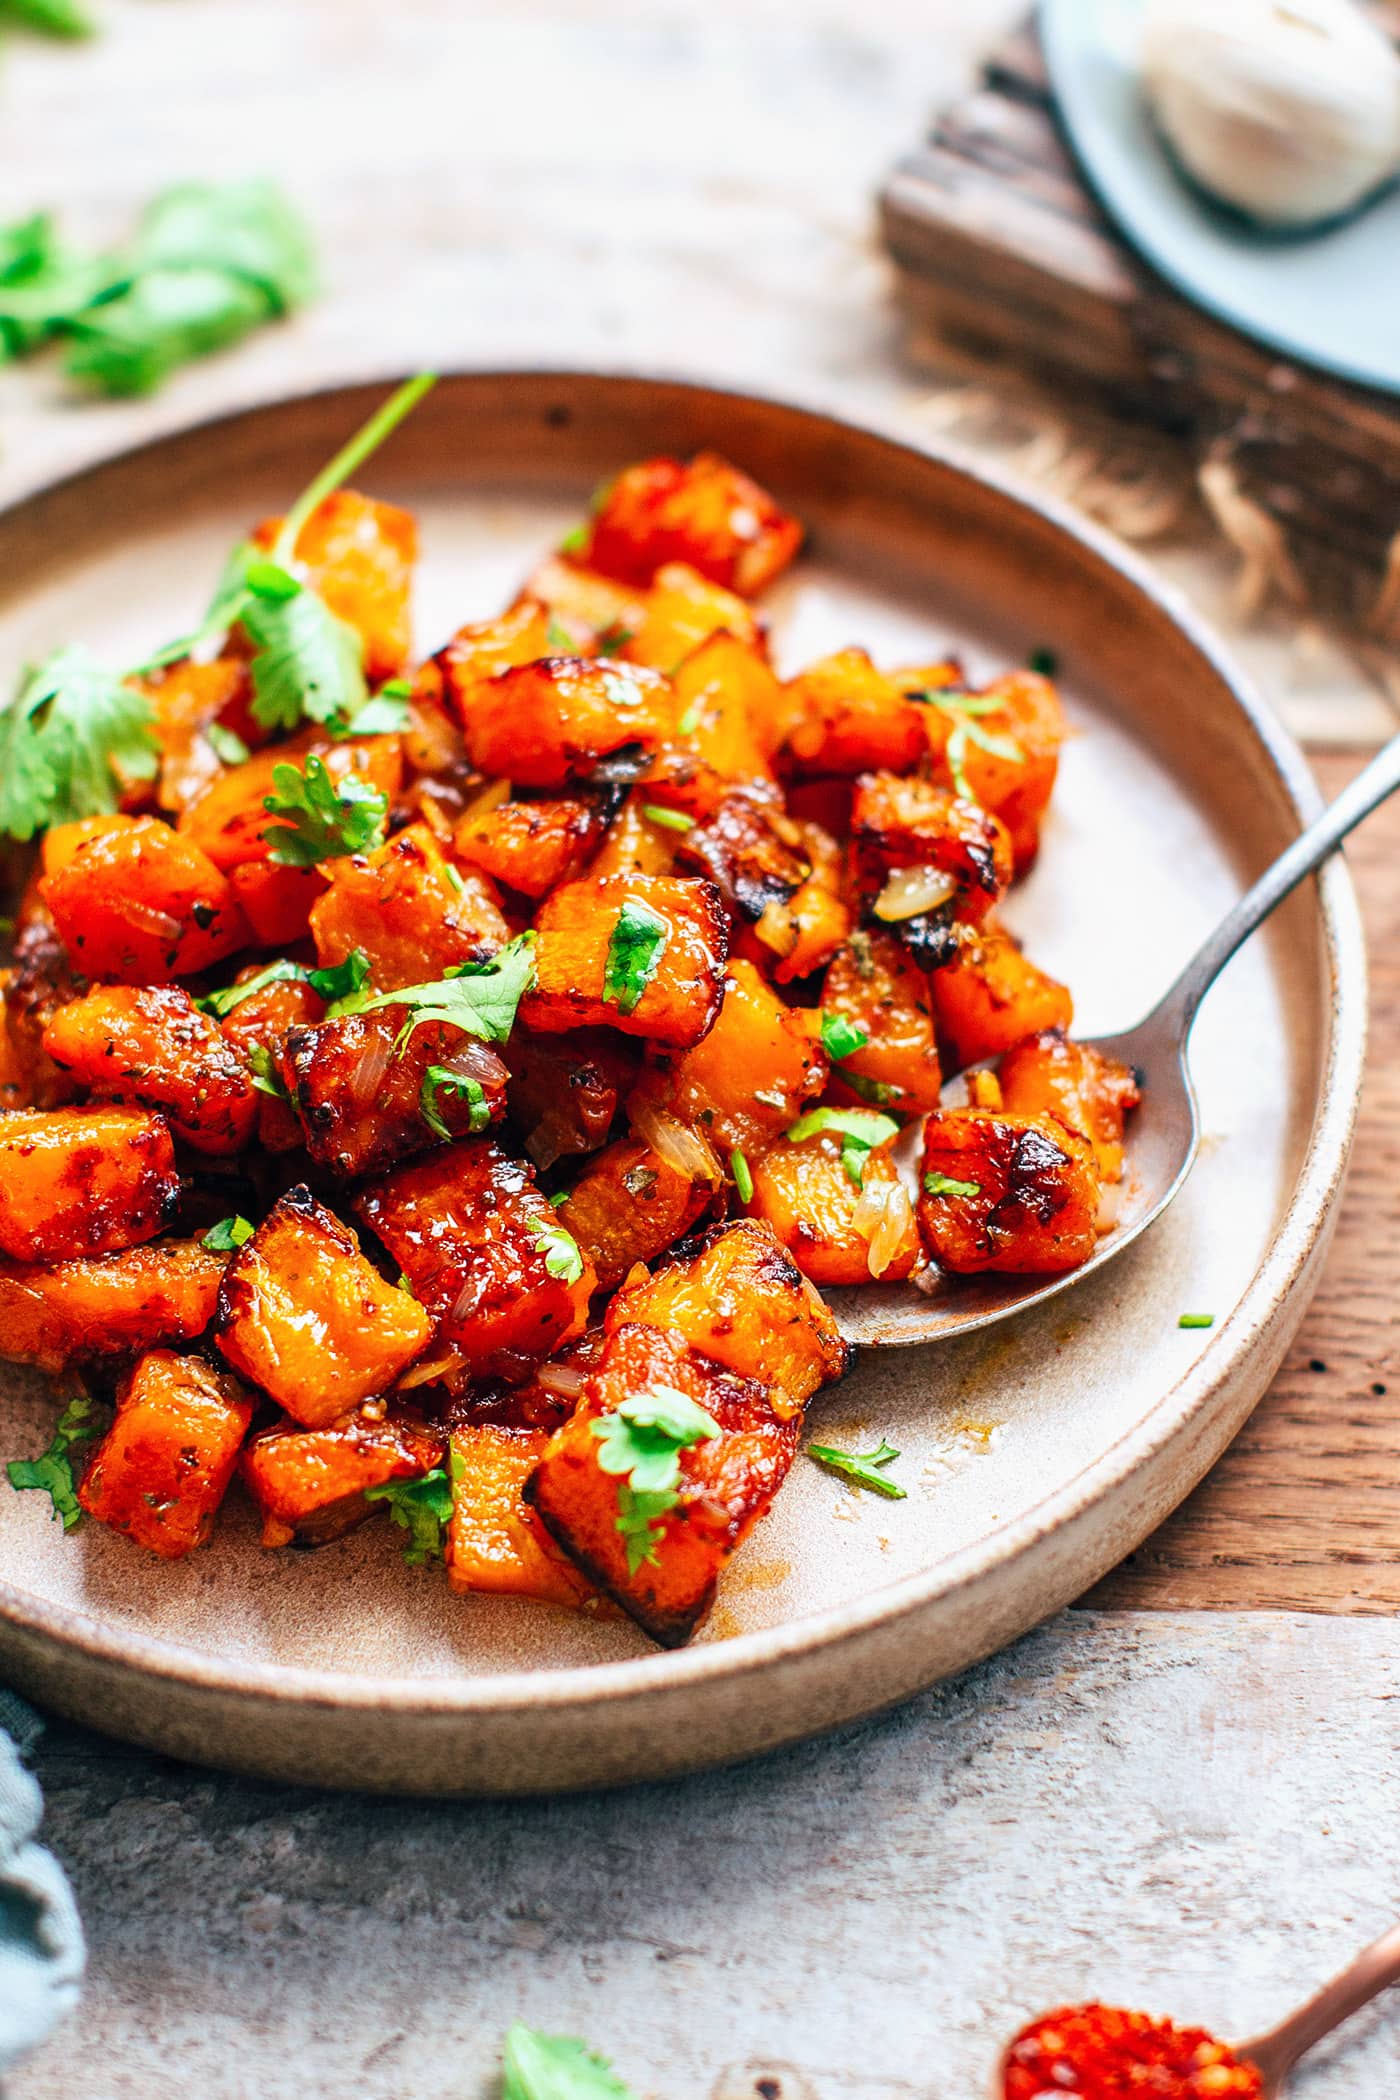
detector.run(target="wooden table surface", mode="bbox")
[4,6,1399,2097]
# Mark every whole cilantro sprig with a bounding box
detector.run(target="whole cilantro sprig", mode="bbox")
[358,931,537,1050]
[242,562,369,733]
[261,752,388,867]
[591,1387,721,1576]
[0,646,159,842]
[7,1394,106,1531]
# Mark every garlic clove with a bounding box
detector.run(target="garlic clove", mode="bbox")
[1140,0,1400,229]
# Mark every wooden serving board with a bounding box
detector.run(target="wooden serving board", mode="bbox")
[879,20,1400,627]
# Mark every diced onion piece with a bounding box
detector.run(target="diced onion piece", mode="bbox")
[438,1036,509,1090]
[754,898,797,956]
[346,1028,393,1108]
[398,1351,471,1390]
[116,898,183,942]
[536,1362,589,1399]
[853,1174,914,1279]
[1095,1180,1126,1234]
[629,1098,721,1184]
[459,776,512,826]
[873,866,956,923]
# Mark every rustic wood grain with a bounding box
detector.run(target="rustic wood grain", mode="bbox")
[1093,749,1400,1613]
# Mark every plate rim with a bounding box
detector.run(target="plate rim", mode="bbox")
[0,364,1369,1725]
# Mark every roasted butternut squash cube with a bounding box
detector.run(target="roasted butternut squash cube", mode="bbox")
[453,790,614,900]
[852,770,1013,961]
[624,562,759,673]
[520,874,727,1049]
[783,648,936,775]
[462,657,675,791]
[353,1139,596,1386]
[42,984,257,1156]
[279,1010,508,1179]
[227,860,326,948]
[743,817,851,987]
[923,671,1067,875]
[77,1349,253,1560]
[917,1108,1100,1274]
[0,1106,179,1263]
[675,790,809,924]
[255,489,417,683]
[433,596,556,723]
[605,1216,849,1405]
[520,560,648,651]
[578,453,802,595]
[503,1028,637,1167]
[446,1424,593,1607]
[929,921,1074,1071]
[219,971,325,1153]
[523,1320,802,1646]
[0,912,82,1112]
[309,821,508,991]
[177,733,402,873]
[820,931,943,1115]
[556,1136,714,1290]
[241,1406,446,1548]
[629,958,825,1154]
[215,1186,431,1424]
[668,631,786,789]
[587,791,683,880]
[0,1239,225,1374]
[147,656,254,815]
[743,1133,920,1286]
[40,816,250,983]
[997,1030,1140,1183]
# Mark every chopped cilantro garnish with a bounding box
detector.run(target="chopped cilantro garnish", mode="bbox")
[7,1394,106,1531]
[246,1042,290,1100]
[336,686,410,737]
[261,753,388,867]
[419,1063,490,1141]
[602,898,669,1017]
[923,1171,981,1199]
[206,721,250,767]
[546,617,580,653]
[502,2026,638,2100]
[558,522,590,557]
[786,1106,900,1148]
[306,948,373,1011]
[359,931,536,1050]
[198,957,305,1019]
[202,1215,254,1252]
[1029,647,1058,676]
[364,1453,461,1566]
[591,1387,721,1576]
[820,1010,869,1061]
[640,803,695,833]
[843,1069,899,1107]
[1178,1313,1215,1330]
[676,697,704,735]
[807,1438,907,1500]
[528,1217,585,1284]
[596,625,634,659]
[922,690,1023,803]
[730,1147,754,1204]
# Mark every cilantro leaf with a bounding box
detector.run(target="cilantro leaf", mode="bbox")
[597,624,633,659]
[0,212,112,356]
[923,1170,981,1199]
[2,0,96,41]
[198,957,306,1019]
[7,1394,106,1531]
[730,1147,754,1204]
[922,691,1023,803]
[1178,1312,1215,1329]
[820,1010,869,1061]
[247,1043,290,1100]
[420,1064,490,1141]
[546,617,580,653]
[207,722,250,766]
[528,1217,584,1284]
[502,2027,637,2100]
[558,523,590,557]
[641,802,694,834]
[807,1438,907,1500]
[63,266,271,398]
[786,1106,901,1148]
[131,179,317,316]
[602,898,669,1017]
[244,562,369,732]
[359,932,536,1050]
[336,683,410,737]
[591,1387,720,1575]
[261,753,387,867]
[268,373,435,564]
[842,1069,899,1107]
[307,948,373,1012]
[1029,647,1058,677]
[0,646,159,842]
[202,1215,254,1252]
[364,1460,457,1566]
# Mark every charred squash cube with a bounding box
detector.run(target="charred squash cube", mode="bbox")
[40,815,250,983]
[605,1216,850,1405]
[624,562,760,673]
[997,1030,1140,1183]
[147,656,253,816]
[577,453,802,595]
[523,1319,802,1646]
[254,488,417,684]
[42,984,258,1156]
[923,671,1066,876]
[675,790,810,925]
[661,631,784,804]
[432,596,556,723]
[278,1009,508,1180]
[851,771,1013,965]
[446,1424,594,1607]
[820,931,943,1116]
[518,561,648,653]
[917,1108,1100,1274]
[628,957,825,1154]
[462,657,675,790]
[353,1138,596,1386]
[309,821,509,992]
[743,1132,920,1287]
[215,1186,432,1424]
[0,1106,180,1263]
[556,1135,714,1289]
[241,1406,446,1548]
[745,818,851,987]
[928,920,1074,1071]
[0,1239,226,1374]
[520,874,727,1049]
[219,970,326,1153]
[453,789,615,901]
[503,1028,637,1167]
[78,1349,254,1559]
[783,648,934,775]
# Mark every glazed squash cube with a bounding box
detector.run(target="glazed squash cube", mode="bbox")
[241,1406,446,1548]
[40,815,250,982]
[675,790,809,925]
[77,1349,253,1560]
[0,1239,226,1374]
[520,873,727,1049]
[628,957,825,1154]
[606,1216,850,1405]
[624,562,760,673]
[218,969,325,1153]
[215,1186,431,1424]
[747,818,852,987]
[556,1135,714,1290]
[997,1030,1140,1183]
[587,791,684,880]
[523,1319,802,1646]
[446,1424,594,1607]
[226,860,326,948]
[462,657,675,790]
[254,488,417,684]
[453,790,615,901]
[742,1131,920,1287]
[432,596,556,723]
[851,770,1013,965]
[917,1107,1100,1274]
[518,560,648,653]
[577,453,802,595]
[0,1106,179,1263]
[147,656,254,815]
[503,1027,637,1167]
[923,670,1067,876]
[42,984,258,1156]
[279,1010,508,1179]
[177,733,402,872]
[309,821,509,991]
[666,632,785,795]
[820,931,943,1115]
[928,920,1074,1071]
[353,1138,596,1386]
[783,648,935,775]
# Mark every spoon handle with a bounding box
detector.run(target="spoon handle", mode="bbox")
[1162,730,1400,1033]
[1242,1920,1400,2085]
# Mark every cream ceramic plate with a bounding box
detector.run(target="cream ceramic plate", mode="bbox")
[0,373,1366,1793]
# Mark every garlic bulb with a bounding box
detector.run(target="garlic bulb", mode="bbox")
[1140,0,1400,229]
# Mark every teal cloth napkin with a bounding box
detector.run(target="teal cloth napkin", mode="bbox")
[0,1692,84,2070]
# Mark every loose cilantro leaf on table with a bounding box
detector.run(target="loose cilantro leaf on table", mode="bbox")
[202,1215,255,1252]
[820,1009,868,1061]
[602,898,669,1017]
[528,1217,585,1284]
[7,1394,106,1531]
[502,2026,638,2100]
[364,1455,461,1566]
[359,931,537,1049]
[807,1438,907,1500]
[419,1063,490,1141]
[63,265,271,398]
[2,0,96,40]
[923,1171,981,1199]
[591,1387,720,1575]
[261,752,387,867]
[0,646,159,842]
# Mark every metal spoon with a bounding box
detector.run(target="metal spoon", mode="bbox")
[991,1917,1400,2096]
[831,732,1400,1348]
